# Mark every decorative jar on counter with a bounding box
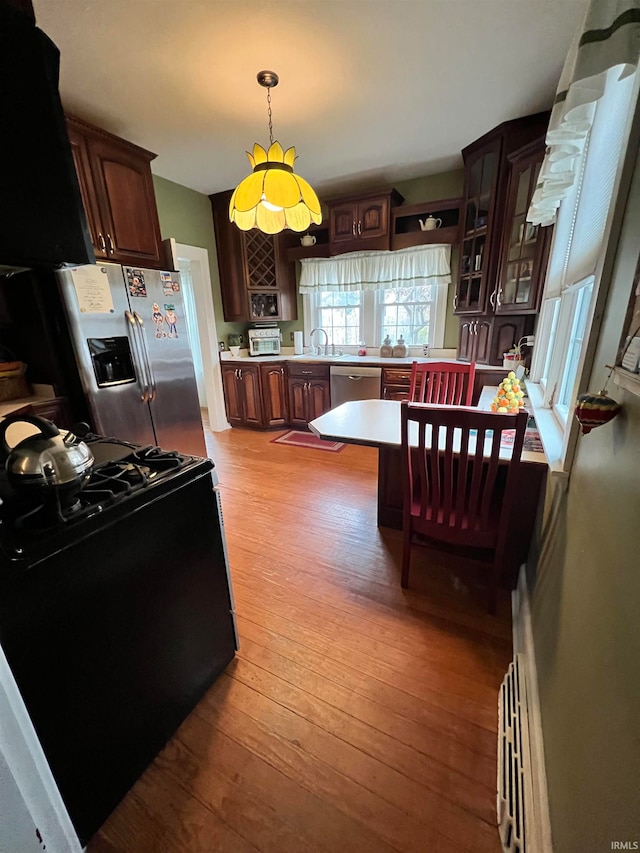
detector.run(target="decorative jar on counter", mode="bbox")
[357,341,367,356]
[393,335,408,358]
[380,335,393,358]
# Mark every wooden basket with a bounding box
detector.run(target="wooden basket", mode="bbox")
[0,363,30,402]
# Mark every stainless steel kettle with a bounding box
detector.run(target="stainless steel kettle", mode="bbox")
[0,414,94,497]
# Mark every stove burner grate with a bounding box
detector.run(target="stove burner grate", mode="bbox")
[5,445,191,535]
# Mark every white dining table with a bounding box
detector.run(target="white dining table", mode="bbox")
[308,389,547,467]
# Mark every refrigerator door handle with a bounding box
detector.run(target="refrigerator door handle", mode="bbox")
[134,312,157,402]
[125,310,149,403]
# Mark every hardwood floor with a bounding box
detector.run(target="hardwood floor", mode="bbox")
[88,423,513,853]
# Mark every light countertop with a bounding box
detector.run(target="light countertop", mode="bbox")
[309,392,547,466]
[220,349,507,369]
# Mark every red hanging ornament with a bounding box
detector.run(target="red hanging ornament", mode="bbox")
[574,389,621,434]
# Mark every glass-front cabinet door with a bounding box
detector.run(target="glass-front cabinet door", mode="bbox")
[456,139,501,314]
[496,145,550,314]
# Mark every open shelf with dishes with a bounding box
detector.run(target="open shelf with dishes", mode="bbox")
[285,222,330,261]
[390,197,461,250]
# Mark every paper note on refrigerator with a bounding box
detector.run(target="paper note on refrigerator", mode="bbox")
[71,265,114,314]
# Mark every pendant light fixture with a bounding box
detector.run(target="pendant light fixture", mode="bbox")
[229,70,322,234]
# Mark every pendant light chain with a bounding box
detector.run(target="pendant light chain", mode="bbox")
[266,86,274,146]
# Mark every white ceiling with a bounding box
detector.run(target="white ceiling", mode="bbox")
[34,0,588,198]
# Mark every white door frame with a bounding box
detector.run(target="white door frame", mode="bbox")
[166,240,230,432]
[0,644,81,852]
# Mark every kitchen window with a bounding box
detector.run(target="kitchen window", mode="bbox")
[304,282,447,350]
[528,65,639,466]
[300,245,451,351]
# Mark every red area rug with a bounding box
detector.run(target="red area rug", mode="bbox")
[270,430,345,452]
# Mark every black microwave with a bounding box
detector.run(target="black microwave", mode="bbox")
[0,4,94,272]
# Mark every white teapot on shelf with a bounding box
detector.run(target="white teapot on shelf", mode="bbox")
[419,216,442,231]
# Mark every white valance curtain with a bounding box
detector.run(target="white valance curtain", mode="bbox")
[527,0,640,226]
[298,244,451,293]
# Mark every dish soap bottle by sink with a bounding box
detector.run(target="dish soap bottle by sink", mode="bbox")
[393,335,408,358]
[380,335,393,358]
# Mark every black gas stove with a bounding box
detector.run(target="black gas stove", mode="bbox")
[0,433,235,845]
[0,436,212,568]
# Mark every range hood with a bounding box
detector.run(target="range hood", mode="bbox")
[0,4,95,273]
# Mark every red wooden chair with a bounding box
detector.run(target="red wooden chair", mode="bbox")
[409,361,476,406]
[400,402,528,613]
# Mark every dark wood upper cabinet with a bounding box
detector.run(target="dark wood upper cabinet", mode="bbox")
[495,138,552,314]
[455,113,549,317]
[65,115,164,269]
[454,113,550,364]
[327,189,404,254]
[210,189,298,323]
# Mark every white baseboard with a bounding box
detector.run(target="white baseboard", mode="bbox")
[512,565,554,853]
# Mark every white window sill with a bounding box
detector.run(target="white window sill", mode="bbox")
[525,382,570,482]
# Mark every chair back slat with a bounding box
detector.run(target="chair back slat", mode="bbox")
[409,361,476,407]
[401,402,528,548]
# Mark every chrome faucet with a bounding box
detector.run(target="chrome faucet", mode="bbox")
[310,327,329,356]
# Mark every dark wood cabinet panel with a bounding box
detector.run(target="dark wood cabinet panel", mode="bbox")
[221,362,263,427]
[458,321,475,362]
[327,189,403,255]
[210,190,298,323]
[458,316,532,365]
[489,316,529,366]
[306,379,331,421]
[287,377,308,426]
[381,367,412,401]
[455,113,550,364]
[287,363,330,424]
[496,138,552,315]
[260,364,289,427]
[65,116,163,269]
[475,318,493,364]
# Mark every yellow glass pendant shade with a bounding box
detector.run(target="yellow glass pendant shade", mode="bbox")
[255,203,286,234]
[284,201,312,232]
[229,71,322,234]
[264,167,301,209]
[232,171,264,211]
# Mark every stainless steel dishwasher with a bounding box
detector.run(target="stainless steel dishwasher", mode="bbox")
[330,365,382,406]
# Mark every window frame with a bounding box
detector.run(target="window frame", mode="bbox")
[303,282,448,353]
[527,68,640,471]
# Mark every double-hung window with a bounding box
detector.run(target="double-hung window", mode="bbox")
[529,65,639,462]
[301,245,450,352]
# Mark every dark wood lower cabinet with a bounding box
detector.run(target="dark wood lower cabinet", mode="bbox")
[458,315,532,365]
[260,364,289,427]
[288,364,331,426]
[221,363,263,428]
[221,361,331,428]
[8,397,72,430]
[287,367,331,426]
[381,367,412,401]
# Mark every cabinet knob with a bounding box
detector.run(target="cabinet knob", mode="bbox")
[357,220,362,236]
[352,221,357,236]
[453,293,458,311]
[98,233,106,253]
[106,234,115,254]
[496,288,503,308]
[489,290,496,309]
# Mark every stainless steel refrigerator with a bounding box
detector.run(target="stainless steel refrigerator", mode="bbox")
[57,262,206,457]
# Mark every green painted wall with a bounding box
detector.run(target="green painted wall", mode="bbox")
[396,169,465,349]
[153,169,464,350]
[152,175,245,346]
[526,133,640,850]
